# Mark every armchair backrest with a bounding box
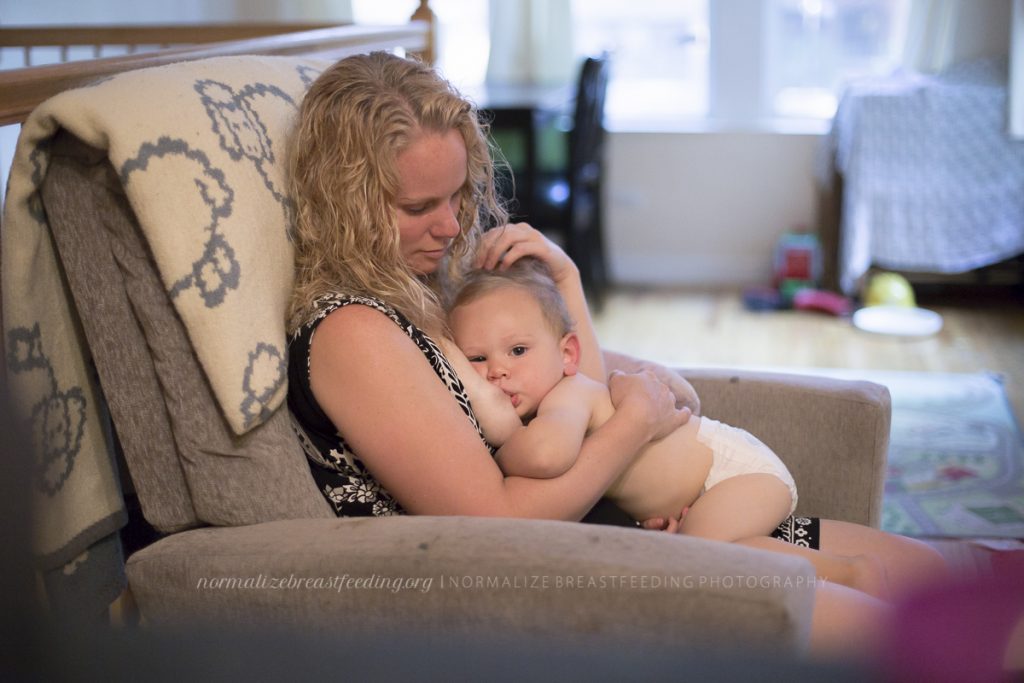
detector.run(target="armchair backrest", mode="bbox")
[10,57,339,535]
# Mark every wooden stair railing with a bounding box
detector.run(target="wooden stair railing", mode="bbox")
[0,9,437,126]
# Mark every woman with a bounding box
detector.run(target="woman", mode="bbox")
[286,52,687,524]
[286,51,945,658]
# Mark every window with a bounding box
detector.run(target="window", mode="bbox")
[572,0,910,130]
[351,0,489,89]
[572,0,710,127]
[765,0,912,119]
[351,0,911,130]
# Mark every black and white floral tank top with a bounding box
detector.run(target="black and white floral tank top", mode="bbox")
[287,293,490,517]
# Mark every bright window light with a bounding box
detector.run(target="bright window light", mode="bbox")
[351,0,489,89]
[572,0,710,126]
[765,0,912,119]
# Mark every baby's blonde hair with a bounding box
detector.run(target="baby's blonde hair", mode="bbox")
[448,258,574,337]
[287,51,507,333]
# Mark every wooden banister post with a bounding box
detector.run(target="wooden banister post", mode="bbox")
[410,0,437,64]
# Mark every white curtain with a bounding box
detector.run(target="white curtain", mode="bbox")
[901,0,959,73]
[902,0,1017,74]
[1011,0,1024,138]
[485,0,574,85]
[902,0,1020,136]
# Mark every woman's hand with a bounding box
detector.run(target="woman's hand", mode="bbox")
[475,223,577,284]
[608,369,692,443]
[604,350,701,416]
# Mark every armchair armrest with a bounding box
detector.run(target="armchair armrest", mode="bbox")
[127,517,815,652]
[681,368,890,527]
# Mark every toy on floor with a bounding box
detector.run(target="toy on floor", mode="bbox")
[792,288,854,316]
[853,271,944,336]
[864,271,916,307]
[742,230,854,316]
[773,229,821,295]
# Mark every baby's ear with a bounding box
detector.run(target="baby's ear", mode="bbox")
[560,332,581,376]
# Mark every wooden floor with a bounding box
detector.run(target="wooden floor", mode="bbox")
[592,285,1024,426]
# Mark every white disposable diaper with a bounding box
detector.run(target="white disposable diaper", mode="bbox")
[696,417,798,515]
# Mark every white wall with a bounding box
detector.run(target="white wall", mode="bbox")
[605,130,823,287]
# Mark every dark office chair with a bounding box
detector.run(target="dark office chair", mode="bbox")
[534,53,611,308]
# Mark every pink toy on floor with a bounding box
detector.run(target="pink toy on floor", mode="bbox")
[792,289,853,316]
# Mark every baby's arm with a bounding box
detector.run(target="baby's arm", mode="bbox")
[438,337,523,447]
[495,374,600,479]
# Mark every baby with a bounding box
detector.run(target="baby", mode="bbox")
[443,258,885,597]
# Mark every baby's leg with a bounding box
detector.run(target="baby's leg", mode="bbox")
[679,473,792,540]
[681,474,890,600]
[681,418,795,539]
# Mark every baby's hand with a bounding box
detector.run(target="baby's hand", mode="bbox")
[640,507,689,534]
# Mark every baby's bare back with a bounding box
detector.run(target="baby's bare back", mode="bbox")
[589,388,713,521]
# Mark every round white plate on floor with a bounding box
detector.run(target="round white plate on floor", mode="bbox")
[852,305,943,337]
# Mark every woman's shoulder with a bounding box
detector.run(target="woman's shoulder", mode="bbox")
[296,292,406,333]
[303,291,444,367]
[304,292,418,347]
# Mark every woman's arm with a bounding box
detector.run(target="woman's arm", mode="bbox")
[554,265,606,382]
[310,305,688,521]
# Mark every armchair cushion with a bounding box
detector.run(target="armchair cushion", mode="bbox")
[126,516,816,651]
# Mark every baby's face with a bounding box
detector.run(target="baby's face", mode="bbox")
[449,286,570,419]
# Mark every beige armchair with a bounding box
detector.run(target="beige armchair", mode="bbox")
[2,53,890,654]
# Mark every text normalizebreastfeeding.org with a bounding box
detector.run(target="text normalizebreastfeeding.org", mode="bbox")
[194,573,822,594]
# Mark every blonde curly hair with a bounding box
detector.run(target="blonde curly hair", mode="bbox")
[287,51,507,334]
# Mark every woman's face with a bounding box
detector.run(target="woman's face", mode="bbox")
[393,129,467,275]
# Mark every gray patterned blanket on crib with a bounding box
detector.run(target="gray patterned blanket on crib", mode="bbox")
[830,58,1024,294]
